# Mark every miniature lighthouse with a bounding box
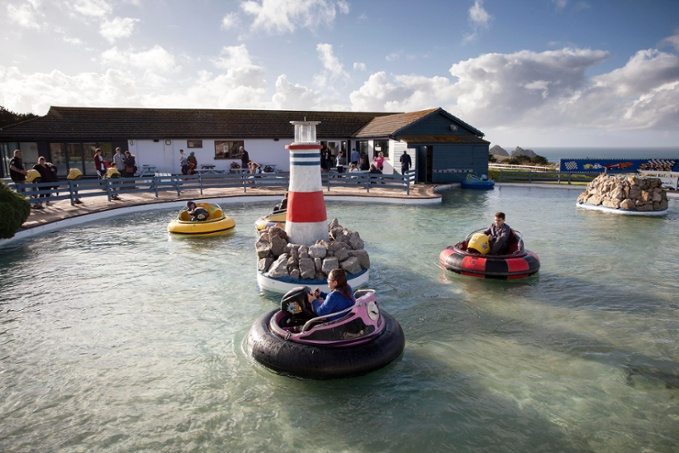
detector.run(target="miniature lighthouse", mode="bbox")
[285,121,328,245]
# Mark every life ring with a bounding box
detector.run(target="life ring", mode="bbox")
[248,309,405,379]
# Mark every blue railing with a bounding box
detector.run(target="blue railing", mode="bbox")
[6,170,415,206]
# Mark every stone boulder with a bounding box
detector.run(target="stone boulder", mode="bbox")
[577,174,668,212]
[256,218,370,281]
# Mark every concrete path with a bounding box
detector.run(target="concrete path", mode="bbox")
[20,184,441,231]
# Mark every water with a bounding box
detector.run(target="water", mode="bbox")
[529,147,679,163]
[1,188,678,452]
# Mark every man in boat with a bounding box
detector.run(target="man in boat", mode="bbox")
[186,201,209,221]
[484,211,511,255]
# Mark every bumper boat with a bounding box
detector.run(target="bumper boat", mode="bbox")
[167,202,236,235]
[461,174,495,190]
[248,287,405,379]
[254,210,286,232]
[439,228,539,279]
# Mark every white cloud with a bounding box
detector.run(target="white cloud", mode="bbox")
[70,0,112,17]
[0,66,141,114]
[553,0,568,10]
[349,71,455,112]
[6,2,43,29]
[353,62,366,71]
[663,32,679,52]
[464,0,492,43]
[469,0,490,27]
[240,0,350,33]
[272,74,320,109]
[221,12,238,30]
[100,45,178,73]
[385,52,400,62]
[349,46,679,136]
[62,36,83,45]
[100,17,139,43]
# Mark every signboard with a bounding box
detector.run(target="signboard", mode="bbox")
[560,158,678,173]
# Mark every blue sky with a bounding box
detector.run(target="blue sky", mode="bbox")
[1,0,679,148]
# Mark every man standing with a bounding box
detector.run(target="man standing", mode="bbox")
[112,147,125,174]
[400,150,412,174]
[350,148,360,166]
[179,149,188,175]
[9,149,27,189]
[239,145,249,171]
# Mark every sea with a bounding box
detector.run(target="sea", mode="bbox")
[530,147,679,163]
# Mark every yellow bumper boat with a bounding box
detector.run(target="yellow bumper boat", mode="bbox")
[254,210,286,232]
[167,203,236,235]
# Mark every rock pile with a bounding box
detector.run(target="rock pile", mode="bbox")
[576,174,669,211]
[256,219,370,280]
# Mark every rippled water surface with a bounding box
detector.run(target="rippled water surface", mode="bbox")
[1,186,678,452]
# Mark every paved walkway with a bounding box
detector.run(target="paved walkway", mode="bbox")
[20,184,441,231]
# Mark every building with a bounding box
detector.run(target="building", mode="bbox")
[0,106,489,183]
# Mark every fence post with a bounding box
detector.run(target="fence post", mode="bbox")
[105,179,112,201]
[242,173,247,193]
[153,176,159,197]
[199,174,204,195]
[175,175,181,196]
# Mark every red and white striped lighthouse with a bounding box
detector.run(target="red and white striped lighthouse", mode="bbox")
[285,121,327,245]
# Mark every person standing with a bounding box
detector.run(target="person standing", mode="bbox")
[350,148,360,166]
[9,149,27,191]
[187,151,197,175]
[400,150,412,174]
[239,146,249,171]
[373,151,385,171]
[32,156,53,206]
[179,149,188,175]
[320,142,331,171]
[123,150,137,178]
[112,147,125,174]
[93,148,107,177]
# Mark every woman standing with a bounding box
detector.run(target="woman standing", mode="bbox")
[93,148,107,177]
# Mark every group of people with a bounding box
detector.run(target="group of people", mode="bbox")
[9,149,59,209]
[95,147,137,178]
[179,149,198,175]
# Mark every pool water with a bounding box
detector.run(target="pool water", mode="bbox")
[1,186,678,452]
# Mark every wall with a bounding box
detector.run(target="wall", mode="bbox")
[431,144,488,183]
[127,137,347,173]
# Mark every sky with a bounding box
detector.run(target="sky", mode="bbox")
[1,0,679,148]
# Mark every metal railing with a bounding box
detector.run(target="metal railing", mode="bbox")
[489,169,596,185]
[7,170,415,205]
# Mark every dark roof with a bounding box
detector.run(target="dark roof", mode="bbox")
[354,107,485,138]
[353,108,438,137]
[0,106,395,141]
[398,135,489,144]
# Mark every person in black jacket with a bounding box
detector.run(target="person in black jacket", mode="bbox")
[400,151,412,174]
[33,156,57,206]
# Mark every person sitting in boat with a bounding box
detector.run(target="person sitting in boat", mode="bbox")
[309,268,355,320]
[484,211,511,255]
[273,192,288,213]
[186,201,209,221]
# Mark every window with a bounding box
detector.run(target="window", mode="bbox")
[214,140,244,159]
[49,143,68,176]
[358,141,369,155]
[187,140,203,148]
[373,139,389,159]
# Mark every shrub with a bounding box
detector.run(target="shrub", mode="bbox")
[0,182,31,239]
